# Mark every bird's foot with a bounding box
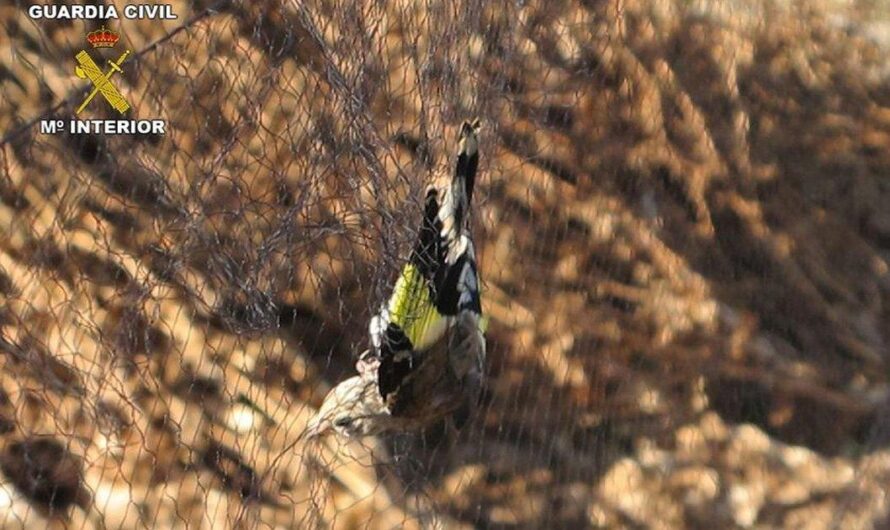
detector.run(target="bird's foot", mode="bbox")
[355,353,380,377]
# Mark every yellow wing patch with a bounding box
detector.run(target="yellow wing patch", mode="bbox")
[388,263,447,350]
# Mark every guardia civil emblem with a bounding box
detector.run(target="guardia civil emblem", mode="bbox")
[74,25,131,115]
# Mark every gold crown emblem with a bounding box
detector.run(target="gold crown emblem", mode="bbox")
[86,26,119,48]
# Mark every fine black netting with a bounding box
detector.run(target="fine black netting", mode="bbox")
[2,1,890,528]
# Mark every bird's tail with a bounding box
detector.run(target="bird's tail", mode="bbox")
[446,118,481,244]
[407,118,481,285]
[433,118,482,317]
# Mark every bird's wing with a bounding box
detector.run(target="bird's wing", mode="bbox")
[365,119,484,407]
[368,188,448,399]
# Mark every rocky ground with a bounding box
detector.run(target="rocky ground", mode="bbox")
[2,0,890,528]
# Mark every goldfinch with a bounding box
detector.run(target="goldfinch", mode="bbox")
[307,119,485,439]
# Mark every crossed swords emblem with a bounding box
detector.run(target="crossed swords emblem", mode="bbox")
[74,49,131,115]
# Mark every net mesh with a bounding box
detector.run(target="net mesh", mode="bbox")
[2,0,890,528]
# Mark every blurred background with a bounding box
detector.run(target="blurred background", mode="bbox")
[2,0,890,528]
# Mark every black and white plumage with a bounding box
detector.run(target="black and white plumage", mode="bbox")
[307,119,485,439]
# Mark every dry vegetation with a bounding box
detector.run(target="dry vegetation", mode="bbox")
[2,0,890,528]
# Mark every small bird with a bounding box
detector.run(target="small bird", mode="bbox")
[307,119,485,439]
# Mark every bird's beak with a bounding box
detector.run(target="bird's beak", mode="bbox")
[304,414,331,439]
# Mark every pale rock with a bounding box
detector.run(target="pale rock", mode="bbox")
[225,403,260,433]
[727,483,764,527]
[731,424,772,455]
[675,424,708,459]
[698,412,729,442]
[599,458,648,522]
[637,438,671,470]
[669,466,720,506]
[441,464,485,502]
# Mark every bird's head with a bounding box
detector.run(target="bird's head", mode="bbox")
[305,375,388,439]
[458,118,481,155]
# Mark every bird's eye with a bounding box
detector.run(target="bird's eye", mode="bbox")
[333,417,352,428]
